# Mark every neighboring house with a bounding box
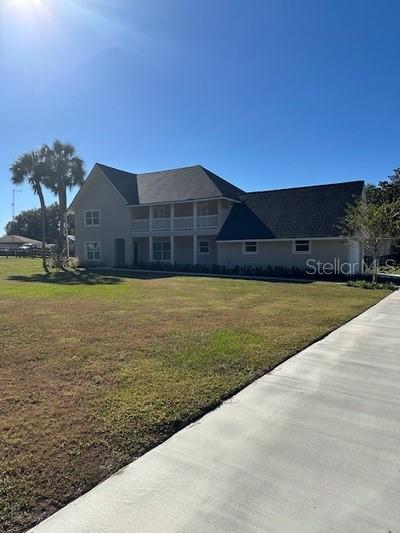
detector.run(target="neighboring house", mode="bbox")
[70,163,364,274]
[0,234,44,250]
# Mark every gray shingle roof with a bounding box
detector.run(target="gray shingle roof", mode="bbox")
[217,181,364,240]
[0,235,43,246]
[81,164,364,241]
[96,163,243,204]
[96,164,139,205]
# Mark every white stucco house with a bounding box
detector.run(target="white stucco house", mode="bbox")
[69,163,364,274]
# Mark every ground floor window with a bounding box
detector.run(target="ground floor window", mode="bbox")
[293,239,311,254]
[242,241,258,254]
[199,240,210,254]
[153,240,171,261]
[85,241,101,261]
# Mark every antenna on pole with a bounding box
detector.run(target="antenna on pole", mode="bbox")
[12,189,22,219]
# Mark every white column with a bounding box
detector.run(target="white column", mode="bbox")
[170,235,174,265]
[149,235,153,262]
[149,205,153,231]
[193,202,197,229]
[193,202,198,265]
[193,234,197,265]
[171,203,174,230]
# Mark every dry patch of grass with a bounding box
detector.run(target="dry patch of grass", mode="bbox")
[0,258,389,532]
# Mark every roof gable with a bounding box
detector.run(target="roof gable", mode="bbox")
[218,180,365,240]
[94,164,243,205]
[96,164,138,204]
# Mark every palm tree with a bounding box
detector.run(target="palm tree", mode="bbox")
[10,148,50,273]
[46,140,85,258]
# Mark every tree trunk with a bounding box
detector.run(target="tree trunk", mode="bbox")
[65,209,69,259]
[58,188,67,257]
[373,253,379,285]
[36,184,49,273]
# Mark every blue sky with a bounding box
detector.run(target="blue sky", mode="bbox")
[1,0,399,230]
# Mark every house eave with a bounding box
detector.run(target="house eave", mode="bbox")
[127,196,241,207]
[216,236,348,243]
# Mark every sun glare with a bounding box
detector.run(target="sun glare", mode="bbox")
[5,0,49,22]
[9,0,43,10]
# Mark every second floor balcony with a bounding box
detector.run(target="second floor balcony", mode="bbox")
[132,214,219,232]
[131,201,220,233]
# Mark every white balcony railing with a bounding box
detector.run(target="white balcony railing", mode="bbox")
[151,217,171,230]
[173,216,194,229]
[132,214,218,232]
[132,219,150,231]
[197,215,219,228]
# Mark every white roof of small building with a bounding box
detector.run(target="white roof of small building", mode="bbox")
[0,234,43,246]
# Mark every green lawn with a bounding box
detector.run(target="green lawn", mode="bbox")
[0,259,390,532]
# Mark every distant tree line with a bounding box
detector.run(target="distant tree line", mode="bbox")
[5,204,75,243]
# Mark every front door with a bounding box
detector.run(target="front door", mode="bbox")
[133,240,139,264]
[115,239,125,267]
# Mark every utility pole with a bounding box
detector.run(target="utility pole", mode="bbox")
[12,189,21,219]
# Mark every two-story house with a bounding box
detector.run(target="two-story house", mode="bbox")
[70,163,364,274]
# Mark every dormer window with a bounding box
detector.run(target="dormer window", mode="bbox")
[85,210,101,226]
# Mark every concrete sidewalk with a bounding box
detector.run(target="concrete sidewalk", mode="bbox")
[31,291,400,533]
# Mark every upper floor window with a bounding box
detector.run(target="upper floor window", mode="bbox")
[153,205,170,219]
[197,201,217,216]
[85,241,101,261]
[293,240,311,254]
[85,210,100,226]
[197,203,209,216]
[243,241,258,255]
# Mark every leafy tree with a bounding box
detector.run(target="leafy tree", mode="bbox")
[5,204,74,242]
[367,168,400,204]
[10,147,51,272]
[341,200,400,283]
[367,169,400,259]
[45,140,84,258]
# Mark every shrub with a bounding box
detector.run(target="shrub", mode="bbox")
[347,280,396,290]
[67,256,80,269]
[132,261,311,280]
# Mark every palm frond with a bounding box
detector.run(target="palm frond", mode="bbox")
[10,152,33,185]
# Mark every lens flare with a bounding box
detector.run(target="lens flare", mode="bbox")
[12,0,43,6]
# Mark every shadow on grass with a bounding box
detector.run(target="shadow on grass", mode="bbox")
[93,269,178,280]
[8,270,124,285]
[93,268,315,284]
[8,267,316,285]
